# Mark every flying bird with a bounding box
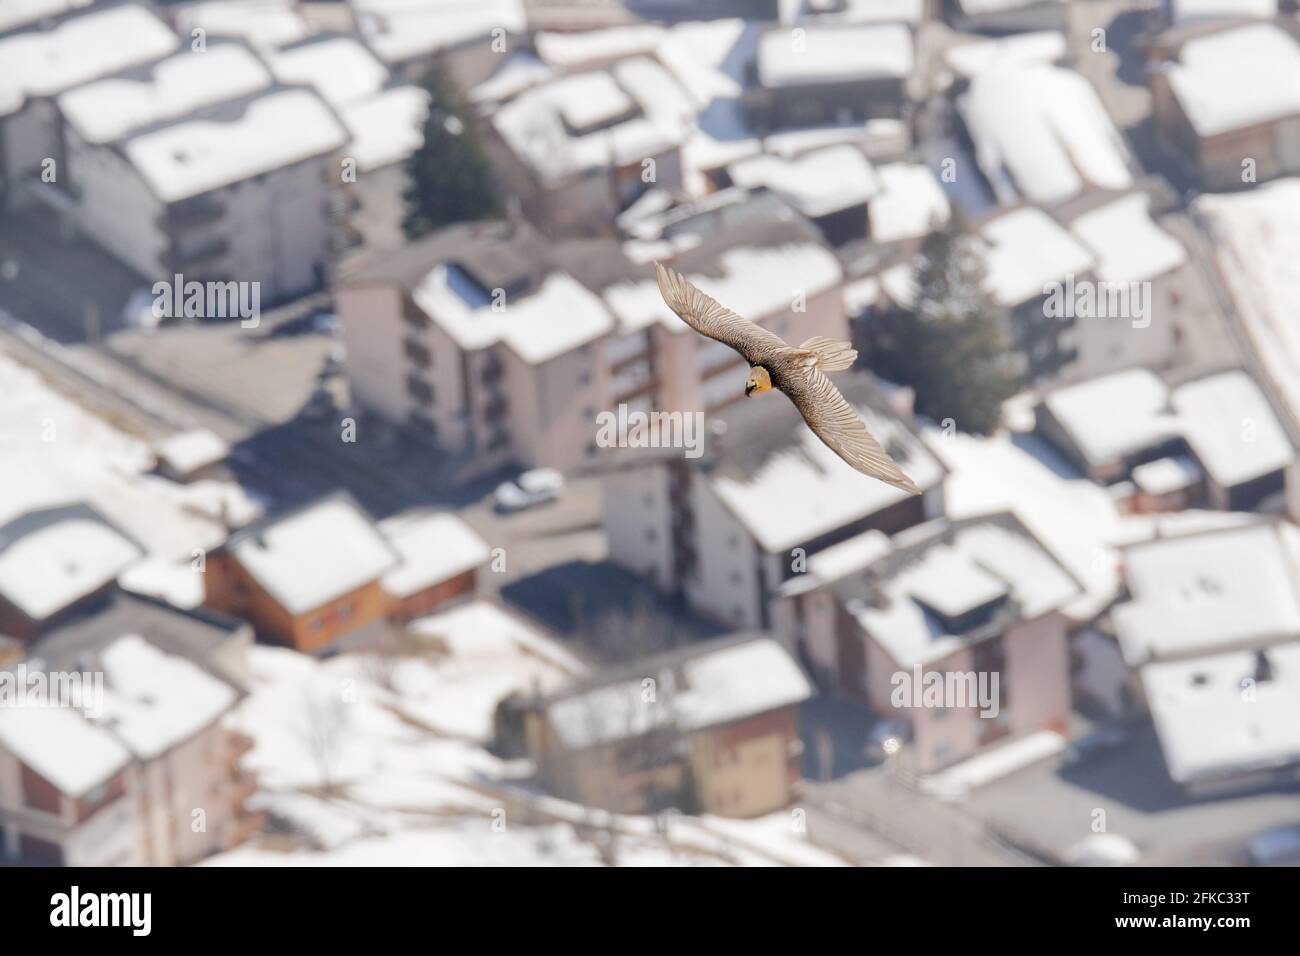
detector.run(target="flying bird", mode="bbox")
[654,261,920,495]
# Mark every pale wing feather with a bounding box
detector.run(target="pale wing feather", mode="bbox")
[787,370,921,495]
[654,261,789,365]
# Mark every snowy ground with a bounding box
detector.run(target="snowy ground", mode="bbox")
[0,347,263,605]
[208,601,847,867]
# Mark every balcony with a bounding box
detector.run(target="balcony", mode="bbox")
[403,336,432,368]
[610,358,655,402]
[159,196,224,231]
[163,235,230,274]
[481,353,504,386]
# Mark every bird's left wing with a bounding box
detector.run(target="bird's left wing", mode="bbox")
[786,369,921,495]
[654,261,789,365]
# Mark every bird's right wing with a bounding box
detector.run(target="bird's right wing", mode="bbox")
[654,261,789,365]
[787,369,921,495]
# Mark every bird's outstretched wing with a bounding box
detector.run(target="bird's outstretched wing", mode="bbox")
[785,369,921,495]
[654,261,789,366]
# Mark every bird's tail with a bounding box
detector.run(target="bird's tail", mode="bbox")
[799,336,857,371]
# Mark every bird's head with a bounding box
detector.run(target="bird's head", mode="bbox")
[745,366,773,397]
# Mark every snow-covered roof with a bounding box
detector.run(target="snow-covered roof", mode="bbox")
[118,556,206,610]
[0,3,177,118]
[1167,0,1276,24]
[124,88,348,203]
[492,59,693,184]
[57,44,272,146]
[843,276,881,315]
[851,517,1080,668]
[1113,523,1300,664]
[1142,640,1300,783]
[1167,24,1300,137]
[958,0,1065,12]
[0,0,93,35]
[1131,456,1201,496]
[177,0,312,51]
[0,514,141,621]
[757,23,913,87]
[0,703,131,798]
[535,25,664,69]
[152,428,230,478]
[1068,193,1186,284]
[354,0,525,65]
[470,51,555,105]
[727,145,880,218]
[379,512,491,599]
[1195,181,1300,435]
[544,636,811,750]
[870,162,951,243]
[0,633,239,797]
[603,242,842,337]
[414,267,615,365]
[1172,370,1293,488]
[1041,368,1178,468]
[980,207,1095,307]
[655,18,755,109]
[710,400,944,554]
[829,0,925,24]
[267,36,389,110]
[959,64,1132,204]
[945,30,1066,77]
[340,85,428,172]
[229,496,398,615]
[1041,367,1293,482]
[95,634,238,759]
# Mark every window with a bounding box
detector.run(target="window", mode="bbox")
[406,374,434,404]
[403,337,432,367]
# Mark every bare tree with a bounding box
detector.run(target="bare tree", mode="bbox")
[297,685,349,795]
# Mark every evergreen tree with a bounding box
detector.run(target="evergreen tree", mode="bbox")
[402,62,503,238]
[864,214,1021,435]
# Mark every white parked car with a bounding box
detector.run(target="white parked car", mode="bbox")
[494,468,564,513]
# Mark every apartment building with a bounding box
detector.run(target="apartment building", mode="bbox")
[521,633,811,817]
[63,78,346,302]
[0,592,260,866]
[335,206,848,475]
[1151,23,1300,191]
[779,512,1081,774]
[484,58,693,237]
[0,2,177,211]
[603,372,946,633]
[265,33,428,253]
[744,23,913,132]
